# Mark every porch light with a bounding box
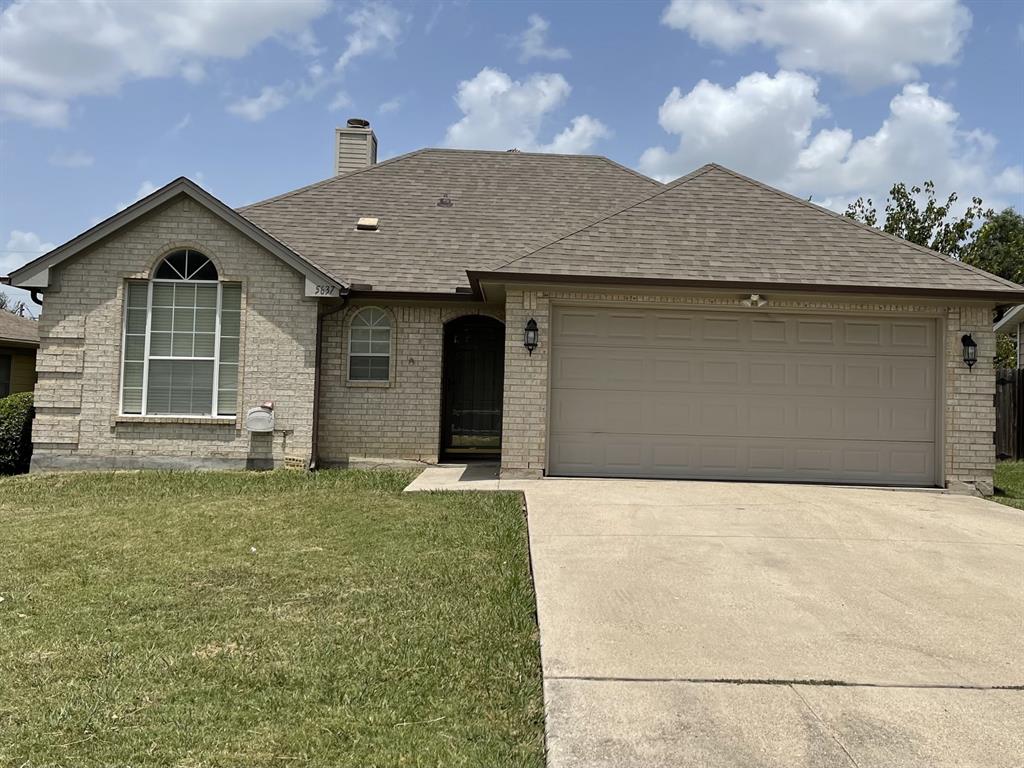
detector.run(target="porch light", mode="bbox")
[524,318,539,355]
[961,334,978,369]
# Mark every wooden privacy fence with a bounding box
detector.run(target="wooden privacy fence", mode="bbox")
[995,369,1024,460]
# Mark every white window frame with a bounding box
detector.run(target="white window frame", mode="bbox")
[119,253,237,418]
[347,306,392,383]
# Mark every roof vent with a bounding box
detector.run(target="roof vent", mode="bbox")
[355,217,379,231]
[437,193,453,208]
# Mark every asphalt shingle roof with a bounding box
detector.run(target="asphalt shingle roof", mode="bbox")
[0,311,39,345]
[239,152,1021,299]
[239,148,661,294]
[494,164,1023,295]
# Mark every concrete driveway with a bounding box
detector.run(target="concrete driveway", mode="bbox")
[525,479,1024,768]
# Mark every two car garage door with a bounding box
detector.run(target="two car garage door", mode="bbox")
[548,306,939,486]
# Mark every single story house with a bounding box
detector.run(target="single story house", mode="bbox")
[0,310,39,397]
[995,305,1023,369]
[7,120,1024,494]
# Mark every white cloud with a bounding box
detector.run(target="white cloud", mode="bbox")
[48,148,94,168]
[444,68,608,154]
[227,85,290,122]
[116,181,159,213]
[335,2,404,73]
[328,91,352,112]
[640,70,825,183]
[378,96,402,114]
[180,61,206,84]
[167,113,191,136]
[3,230,54,272]
[516,14,570,62]
[226,2,404,122]
[662,0,972,88]
[542,116,611,154]
[0,0,329,126]
[0,90,67,127]
[2,230,53,309]
[639,71,1024,216]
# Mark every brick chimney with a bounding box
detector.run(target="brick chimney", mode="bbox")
[335,118,377,176]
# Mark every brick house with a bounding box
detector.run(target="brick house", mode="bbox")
[6,121,1023,494]
[0,311,39,397]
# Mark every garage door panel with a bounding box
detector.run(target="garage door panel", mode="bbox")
[549,433,936,484]
[553,348,934,398]
[549,306,939,486]
[551,392,934,442]
[551,309,936,356]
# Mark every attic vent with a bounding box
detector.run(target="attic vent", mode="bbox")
[437,193,453,208]
[356,217,379,231]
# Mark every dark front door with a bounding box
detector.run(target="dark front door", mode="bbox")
[441,315,505,460]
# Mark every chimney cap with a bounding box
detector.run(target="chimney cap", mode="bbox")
[346,117,370,129]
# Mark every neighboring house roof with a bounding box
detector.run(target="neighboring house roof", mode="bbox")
[472,164,1024,302]
[239,148,662,295]
[995,305,1024,332]
[6,178,346,295]
[0,311,40,346]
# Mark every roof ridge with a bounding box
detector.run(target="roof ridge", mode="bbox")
[410,146,631,161]
[238,148,430,212]
[707,163,1023,292]
[495,164,716,271]
[238,148,663,213]
[595,155,664,188]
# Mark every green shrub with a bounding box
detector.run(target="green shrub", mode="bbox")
[0,391,33,475]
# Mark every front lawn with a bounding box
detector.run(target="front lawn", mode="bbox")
[0,470,544,767]
[993,461,1024,510]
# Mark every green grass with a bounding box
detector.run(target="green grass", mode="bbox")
[993,461,1024,510]
[0,470,544,767]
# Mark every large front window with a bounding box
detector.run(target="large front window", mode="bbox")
[121,250,241,416]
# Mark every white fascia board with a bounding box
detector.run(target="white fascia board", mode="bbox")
[994,304,1024,332]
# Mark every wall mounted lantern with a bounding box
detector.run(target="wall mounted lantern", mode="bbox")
[524,318,539,355]
[961,334,978,369]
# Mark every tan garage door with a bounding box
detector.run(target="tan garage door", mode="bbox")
[548,306,939,486]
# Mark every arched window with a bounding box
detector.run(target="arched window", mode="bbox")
[120,249,241,416]
[348,307,391,381]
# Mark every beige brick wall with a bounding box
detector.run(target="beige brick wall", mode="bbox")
[500,289,550,478]
[500,287,998,494]
[945,305,997,495]
[32,196,319,471]
[317,300,503,465]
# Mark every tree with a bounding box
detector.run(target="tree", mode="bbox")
[964,208,1024,285]
[968,209,1023,370]
[844,180,990,261]
[995,332,1016,370]
[0,292,31,317]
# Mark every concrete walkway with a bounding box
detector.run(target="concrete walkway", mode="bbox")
[407,469,1024,767]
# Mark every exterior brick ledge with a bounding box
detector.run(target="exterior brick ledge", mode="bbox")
[114,416,238,426]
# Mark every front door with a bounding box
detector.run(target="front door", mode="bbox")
[441,315,505,460]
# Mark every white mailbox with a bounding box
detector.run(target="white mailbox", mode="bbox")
[244,404,275,433]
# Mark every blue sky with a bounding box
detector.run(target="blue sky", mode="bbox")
[2,0,1022,310]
